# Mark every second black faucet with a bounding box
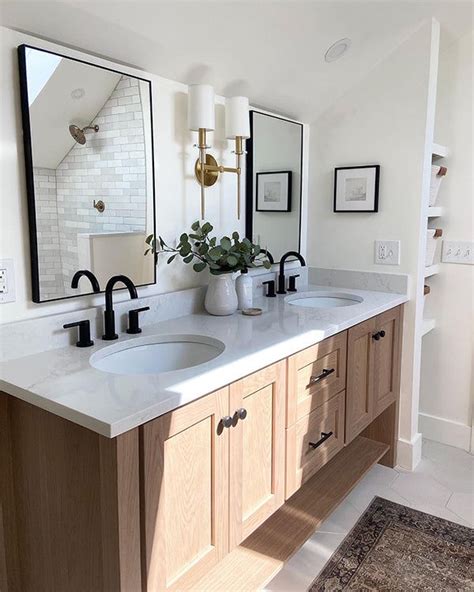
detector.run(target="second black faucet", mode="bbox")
[102,275,138,340]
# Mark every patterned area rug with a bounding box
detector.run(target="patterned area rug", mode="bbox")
[308,497,473,592]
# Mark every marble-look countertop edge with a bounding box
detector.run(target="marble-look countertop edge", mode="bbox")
[0,288,408,438]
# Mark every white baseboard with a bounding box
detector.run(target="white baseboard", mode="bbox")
[419,412,471,451]
[397,432,423,470]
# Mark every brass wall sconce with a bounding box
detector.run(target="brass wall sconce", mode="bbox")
[188,85,250,219]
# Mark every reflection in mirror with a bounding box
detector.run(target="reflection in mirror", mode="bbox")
[18,45,156,302]
[246,111,303,262]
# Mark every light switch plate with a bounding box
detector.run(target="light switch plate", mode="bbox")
[442,241,474,265]
[374,240,401,265]
[0,259,16,303]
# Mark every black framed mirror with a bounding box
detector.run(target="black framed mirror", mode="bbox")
[18,44,156,303]
[245,111,303,263]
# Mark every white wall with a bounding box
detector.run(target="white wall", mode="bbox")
[308,20,439,468]
[419,30,474,451]
[2,27,297,324]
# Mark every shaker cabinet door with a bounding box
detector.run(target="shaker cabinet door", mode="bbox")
[228,361,286,549]
[373,306,402,417]
[141,388,229,591]
[345,317,376,443]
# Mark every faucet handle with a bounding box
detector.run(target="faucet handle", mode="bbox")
[262,280,276,298]
[63,320,94,348]
[288,274,300,292]
[127,306,150,334]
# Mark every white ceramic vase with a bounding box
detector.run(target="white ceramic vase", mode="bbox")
[235,272,253,310]
[205,273,238,316]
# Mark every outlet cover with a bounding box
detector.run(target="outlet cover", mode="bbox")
[374,240,401,265]
[0,259,16,303]
[442,241,474,265]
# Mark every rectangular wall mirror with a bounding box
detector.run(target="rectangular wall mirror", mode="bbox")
[18,44,156,303]
[246,111,303,263]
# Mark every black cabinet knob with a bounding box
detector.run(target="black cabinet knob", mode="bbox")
[221,416,233,429]
[235,408,247,421]
[379,330,386,338]
[288,274,300,292]
[127,306,150,334]
[63,320,94,348]
[372,332,381,341]
[262,280,276,297]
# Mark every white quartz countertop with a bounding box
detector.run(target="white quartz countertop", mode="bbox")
[0,285,407,438]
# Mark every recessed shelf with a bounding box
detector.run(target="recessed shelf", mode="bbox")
[422,318,436,336]
[427,206,444,218]
[424,264,440,278]
[432,142,449,159]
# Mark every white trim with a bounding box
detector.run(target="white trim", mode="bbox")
[397,432,422,470]
[419,412,471,451]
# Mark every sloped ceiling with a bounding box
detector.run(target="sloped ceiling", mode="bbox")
[1,1,472,122]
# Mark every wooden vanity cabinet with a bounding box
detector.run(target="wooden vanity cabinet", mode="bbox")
[141,360,286,591]
[141,387,229,591]
[345,305,402,444]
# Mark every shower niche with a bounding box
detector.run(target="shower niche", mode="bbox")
[18,44,156,302]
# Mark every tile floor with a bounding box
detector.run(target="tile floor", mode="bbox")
[265,439,474,591]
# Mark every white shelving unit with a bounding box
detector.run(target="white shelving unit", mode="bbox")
[424,264,440,278]
[427,206,444,218]
[432,142,449,159]
[422,318,436,337]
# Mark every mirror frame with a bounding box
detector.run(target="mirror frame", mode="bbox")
[17,44,157,303]
[245,110,304,263]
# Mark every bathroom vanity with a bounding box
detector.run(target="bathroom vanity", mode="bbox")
[0,288,405,592]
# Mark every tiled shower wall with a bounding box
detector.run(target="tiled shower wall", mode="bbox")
[33,75,147,299]
[33,168,64,299]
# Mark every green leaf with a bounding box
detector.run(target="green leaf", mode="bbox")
[191,220,200,231]
[167,254,177,264]
[208,246,223,261]
[180,233,189,243]
[263,260,272,269]
[193,261,207,273]
[179,242,192,256]
[189,233,201,240]
[183,254,194,264]
[144,248,151,256]
[253,244,261,256]
[220,237,231,251]
[145,234,154,245]
[198,243,209,255]
[232,231,239,241]
[201,222,213,235]
[226,255,238,267]
[209,237,217,247]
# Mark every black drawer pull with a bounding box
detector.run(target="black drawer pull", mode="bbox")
[309,431,333,450]
[309,368,335,385]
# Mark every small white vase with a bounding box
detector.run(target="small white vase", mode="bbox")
[205,273,238,316]
[235,272,253,310]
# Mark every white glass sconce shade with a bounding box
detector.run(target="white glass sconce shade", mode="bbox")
[188,84,215,131]
[225,96,250,139]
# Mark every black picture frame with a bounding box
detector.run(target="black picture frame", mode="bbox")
[17,43,157,303]
[256,171,292,212]
[333,165,380,213]
[245,111,303,262]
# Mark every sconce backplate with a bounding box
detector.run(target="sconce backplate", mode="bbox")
[194,154,219,187]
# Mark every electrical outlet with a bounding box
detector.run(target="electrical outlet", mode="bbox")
[0,259,16,303]
[442,241,474,265]
[374,240,401,265]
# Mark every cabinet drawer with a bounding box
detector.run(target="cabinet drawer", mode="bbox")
[286,391,345,498]
[287,331,347,426]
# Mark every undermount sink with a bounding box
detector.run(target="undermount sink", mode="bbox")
[285,291,364,309]
[90,334,225,376]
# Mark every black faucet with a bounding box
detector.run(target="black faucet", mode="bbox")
[102,275,138,340]
[71,269,100,293]
[277,251,306,294]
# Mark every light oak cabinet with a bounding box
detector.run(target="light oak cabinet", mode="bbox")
[346,305,402,443]
[229,361,286,548]
[141,361,286,590]
[141,387,229,591]
[1,306,403,592]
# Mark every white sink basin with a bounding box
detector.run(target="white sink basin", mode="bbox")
[90,334,225,376]
[285,291,364,309]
